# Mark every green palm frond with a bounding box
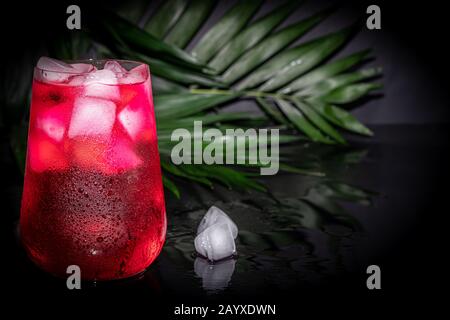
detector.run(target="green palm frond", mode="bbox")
[0,1,382,198]
[80,0,382,196]
[87,2,380,135]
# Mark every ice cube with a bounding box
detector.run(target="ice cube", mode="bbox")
[38,71,70,84]
[36,102,72,142]
[68,75,86,86]
[68,97,116,139]
[195,222,236,261]
[71,63,96,73]
[84,69,120,101]
[197,206,238,239]
[117,87,138,111]
[69,138,109,172]
[104,60,127,76]
[118,104,147,141]
[37,58,95,84]
[70,137,141,174]
[119,64,148,84]
[37,57,73,72]
[37,57,74,83]
[28,133,68,172]
[194,258,236,291]
[67,64,96,85]
[105,137,142,172]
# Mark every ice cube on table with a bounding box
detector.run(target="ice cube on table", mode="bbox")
[84,69,120,101]
[195,207,238,262]
[197,206,238,239]
[36,102,72,142]
[194,258,236,291]
[68,97,116,139]
[119,64,148,84]
[195,222,236,261]
[28,133,68,172]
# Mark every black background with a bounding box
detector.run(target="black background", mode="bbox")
[1,0,448,316]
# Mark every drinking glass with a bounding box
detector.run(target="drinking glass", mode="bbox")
[20,58,166,280]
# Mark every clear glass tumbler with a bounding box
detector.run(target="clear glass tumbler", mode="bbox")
[20,58,166,280]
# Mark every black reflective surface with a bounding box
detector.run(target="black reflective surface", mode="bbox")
[3,124,449,314]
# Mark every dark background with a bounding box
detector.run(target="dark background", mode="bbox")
[2,0,449,124]
[1,0,448,316]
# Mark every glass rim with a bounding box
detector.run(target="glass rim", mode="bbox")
[34,58,148,75]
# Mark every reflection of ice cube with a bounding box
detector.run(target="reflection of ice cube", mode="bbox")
[68,97,116,138]
[84,69,120,100]
[120,64,148,84]
[194,258,236,292]
[104,61,127,76]
[118,105,145,141]
[197,206,238,239]
[195,222,236,261]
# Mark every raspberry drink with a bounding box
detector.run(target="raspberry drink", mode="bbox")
[20,58,166,280]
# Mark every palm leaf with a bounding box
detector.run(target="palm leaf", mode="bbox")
[307,100,373,136]
[162,175,181,199]
[155,93,240,119]
[191,0,263,63]
[292,98,346,144]
[209,0,302,73]
[255,97,289,125]
[164,0,216,49]
[298,67,382,97]
[145,0,188,38]
[322,83,382,104]
[6,1,383,196]
[89,9,205,70]
[280,49,372,94]
[255,26,355,92]
[137,55,224,87]
[275,99,333,144]
[222,7,334,85]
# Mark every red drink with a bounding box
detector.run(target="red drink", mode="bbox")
[20,58,166,280]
